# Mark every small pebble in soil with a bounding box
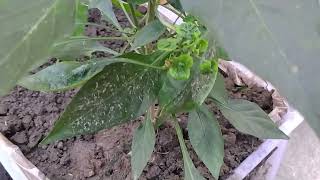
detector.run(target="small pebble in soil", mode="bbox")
[0,104,8,115]
[11,131,28,144]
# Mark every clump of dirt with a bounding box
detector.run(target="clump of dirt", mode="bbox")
[0,8,274,180]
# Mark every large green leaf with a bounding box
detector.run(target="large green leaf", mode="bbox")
[208,72,227,104]
[89,0,121,29]
[73,0,88,36]
[52,39,119,59]
[188,105,224,179]
[159,59,218,113]
[18,61,105,92]
[119,51,167,64]
[41,62,163,144]
[217,99,288,139]
[180,0,320,136]
[131,19,167,49]
[173,119,205,180]
[0,0,77,96]
[131,110,156,180]
[18,52,168,92]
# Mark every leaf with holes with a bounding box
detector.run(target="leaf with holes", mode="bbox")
[188,105,224,179]
[180,0,320,136]
[131,110,156,180]
[0,0,77,96]
[217,99,288,139]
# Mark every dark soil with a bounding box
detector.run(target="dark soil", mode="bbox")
[0,9,274,180]
[0,164,11,180]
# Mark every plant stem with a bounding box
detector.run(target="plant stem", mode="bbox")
[128,2,139,28]
[118,0,136,28]
[172,117,188,154]
[145,0,158,53]
[69,36,128,40]
[147,0,157,24]
[122,59,166,70]
[54,36,129,46]
[77,22,135,35]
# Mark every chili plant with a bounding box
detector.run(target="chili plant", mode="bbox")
[3,0,320,179]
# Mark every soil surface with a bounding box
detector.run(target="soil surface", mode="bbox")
[0,9,274,180]
[0,164,11,180]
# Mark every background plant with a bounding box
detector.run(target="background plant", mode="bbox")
[0,0,318,179]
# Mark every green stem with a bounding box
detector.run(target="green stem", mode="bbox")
[155,110,168,128]
[173,118,189,155]
[118,0,136,28]
[121,59,166,70]
[76,22,135,35]
[54,36,129,46]
[69,36,128,40]
[147,0,157,24]
[145,0,157,53]
[128,2,139,28]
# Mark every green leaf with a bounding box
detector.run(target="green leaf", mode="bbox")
[89,0,121,29]
[157,38,179,51]
[159,58,218,113]
[173,119,205,180]
[168,54,193,80]
[208,72,228,104]
[131,110,156,180]
[200,59,216,74]
[131,20,167,49]
[217,99,289,139]
[18,61,107,92]
[41,61,164,144]
[73,0,88,36]
[188,105,224,179]
[18,56,163,92]
[180,0,320,136]
[119,51,168,64]
[0,0,77,96]
[52,40,119,59]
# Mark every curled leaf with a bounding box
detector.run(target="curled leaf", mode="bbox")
[168,54,193,80]
[157,38,179,51]
[200,59,218,74]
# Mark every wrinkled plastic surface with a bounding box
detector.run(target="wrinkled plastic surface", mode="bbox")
[0,134,48,180]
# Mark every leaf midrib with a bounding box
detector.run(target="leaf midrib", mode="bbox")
[0,0,58,66]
